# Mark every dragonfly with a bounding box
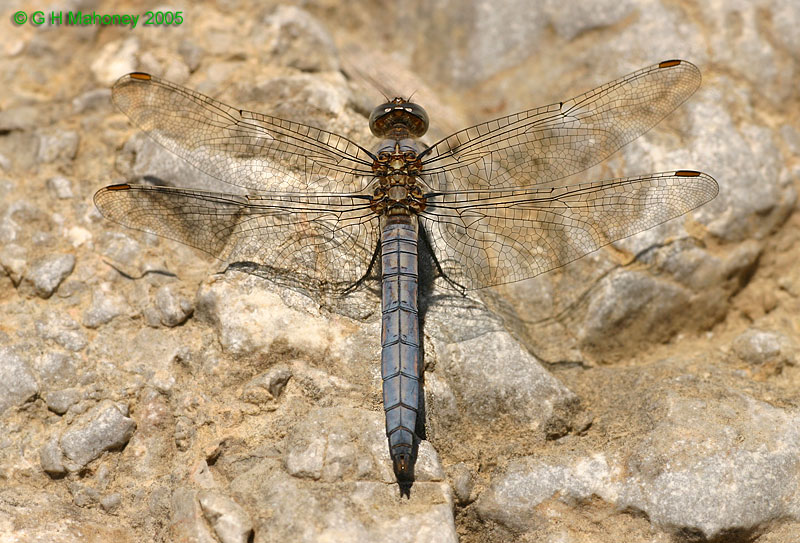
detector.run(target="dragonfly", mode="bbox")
[94,59,718,492]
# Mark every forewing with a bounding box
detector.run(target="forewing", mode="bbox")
[94,184,379,291]
[112,73,376,193]
[419,60,701,191]
[419,171,718,289]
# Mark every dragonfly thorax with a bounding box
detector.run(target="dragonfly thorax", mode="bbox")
[370,141,427,215]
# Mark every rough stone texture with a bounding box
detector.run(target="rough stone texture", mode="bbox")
[81,283,129,328]
[1,0,799,542]
[476,371,800,540]
[153,283,194,327]
[195,274,354,358]
[198,490,254,543]
[229,467,457,543]
[35,311,88,351]
[57,400,137,472]
[425,329,579,458]
[42,388,81,415]
[46,175,74,199]
[252,5,340,72]
[24,253,75,298]
[0,346,38,413]
[35,129,79,164]
[733,328,797,368]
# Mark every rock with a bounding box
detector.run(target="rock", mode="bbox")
[198,491,254,543]
[684,91,795,243]
[70,482,102,507]
[698,0,798,105]
[100,493,122,512]
[170,487,219,543]
[476,453,619,531]
[59,401,137,471]
[618,392,800,539]
[154,284,194,327]
[575,269,689,354]
[90,37,139,86]
[448,462,474,505]
[190,460,217,489]
[284,407,394,483]
[239,74,349,125]
[229,465,457,543]
[42,388,81,415]
[415,441,447,482]
[40,436,67,477]
[46,176,74,199]
[36,312,87,352]
[34,351,78,389]
[196,274,349,358]
[0,243,27,285]
[280,406,446,485]
[66,226,92,248]
[733,328,797,368]
[93,231,149,278]
[163,59,191,84]
[476,371,800,540]
[117,134,240,195]
[178,40,204,72]
[240,365,293,410]
[0,105,44,132]
[426,328,579,450]
[82,285,128,328]
[253,6,339,72]
[72,88,112,113]
[36,129,79,164]
[24,253,75,298]
[0,347,38,413]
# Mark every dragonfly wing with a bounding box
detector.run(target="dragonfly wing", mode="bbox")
[112,73,376,193]
[94,184,379,292]
[419,171,718,290]
[418,60,701,191]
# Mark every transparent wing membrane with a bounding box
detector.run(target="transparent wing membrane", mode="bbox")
[420,170,718,289]
[419,60,701,191]
[96,60,717,292]
[112,73,376,193]
[94,184,378,291]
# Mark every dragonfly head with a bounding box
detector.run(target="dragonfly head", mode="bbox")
[369,97,429,138]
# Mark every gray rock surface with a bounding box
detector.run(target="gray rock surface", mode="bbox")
[58,400,137,472]
[24,253,75,298]
[35,129,79,164]
[0,346,38,413]
[153,283,194,327]
[81,284,128,328]
[253,5,340,72]
[426,329,579,454]
[42,388,81,415]
[35,311,87,351]
[733,328,797,368]
[476,369,800,540]
[46,176,74,199]
[198,490,254,543]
